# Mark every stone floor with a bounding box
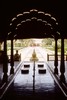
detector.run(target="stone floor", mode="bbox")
[0,47,67,100]
[1,62,66,100]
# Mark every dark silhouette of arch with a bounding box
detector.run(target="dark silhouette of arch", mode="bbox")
[7,9,60,40]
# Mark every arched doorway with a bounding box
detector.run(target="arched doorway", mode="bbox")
[3,9,65,83]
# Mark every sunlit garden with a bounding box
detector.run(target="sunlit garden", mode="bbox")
[0,38,67,55]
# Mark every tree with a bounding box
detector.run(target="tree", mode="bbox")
[41,38,54,47]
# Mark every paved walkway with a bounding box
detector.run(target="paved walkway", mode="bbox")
[1,51,66,100]
[0,62,20,85]
[2,48,66,100]
[0,47,33,85]
[36,47,67,84]
[0,47,67,100]
[48,61,67,83]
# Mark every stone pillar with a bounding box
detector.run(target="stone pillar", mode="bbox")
[0,42,2,50]
[60,38,65,82]
[10,39,14,74]
[3,39,8,82]
[54,38,58,74]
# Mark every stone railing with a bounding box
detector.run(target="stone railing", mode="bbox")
[47,54,67,61]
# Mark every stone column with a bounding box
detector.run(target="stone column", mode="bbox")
[10,39,14,74]
[3,39,8,82]
[54,38,58,74]
[0,42,2,50]
[60,38,65,82]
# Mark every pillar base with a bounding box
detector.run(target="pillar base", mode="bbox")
[10,67,14,74]
[54,67,58,74]
[2,73,8,83]
[60,74,65,83]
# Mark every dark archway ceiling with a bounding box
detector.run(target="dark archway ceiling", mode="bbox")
[0,0,67,41]
[8,9,60,39]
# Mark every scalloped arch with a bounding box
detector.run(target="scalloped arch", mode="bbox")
[8,9,60,39]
